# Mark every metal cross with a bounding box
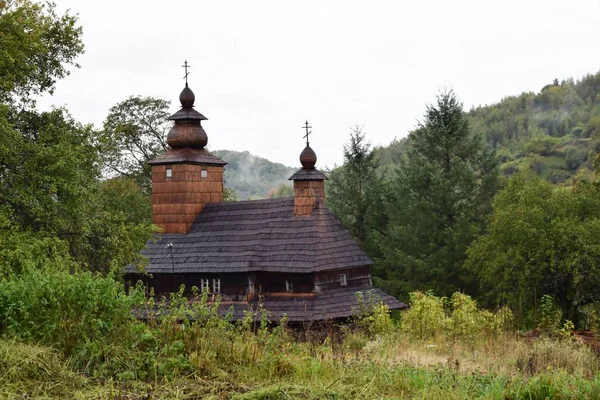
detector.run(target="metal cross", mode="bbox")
[182,60,191,86]
[302,121,312,146]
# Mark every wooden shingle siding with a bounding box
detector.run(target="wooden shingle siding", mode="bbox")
[151,164,224,233]
[293,179,325,215]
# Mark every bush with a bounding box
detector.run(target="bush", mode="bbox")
[0,269,139,357]
[401,291,514,341]
[401,291,446,340]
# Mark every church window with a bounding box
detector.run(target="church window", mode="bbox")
[201,278,210,293]
[340,274,347,286]
[213,278,221,293]
[201,169,208,178]
[166,167,172,178]
[285,280,293,292]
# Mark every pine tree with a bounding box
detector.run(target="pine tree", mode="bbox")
[378,90,498,298]
[327,126,383,251]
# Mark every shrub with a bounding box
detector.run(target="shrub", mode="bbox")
[0,269,140,357]
[401,291,447,340]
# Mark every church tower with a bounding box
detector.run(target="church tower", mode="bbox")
[149,67,226,233]
[289,122,327,216]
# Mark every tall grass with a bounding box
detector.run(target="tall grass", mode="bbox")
[0,271,599,398]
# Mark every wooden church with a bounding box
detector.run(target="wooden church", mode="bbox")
[125,79,406,322]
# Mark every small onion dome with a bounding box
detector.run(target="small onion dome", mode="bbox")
[300,144,317,169]
[166,85,208,149]
[179,85,195,108]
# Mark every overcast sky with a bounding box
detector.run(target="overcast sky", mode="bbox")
[39,0,600,169]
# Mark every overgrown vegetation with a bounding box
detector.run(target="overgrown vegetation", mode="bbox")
[1,280,599,398]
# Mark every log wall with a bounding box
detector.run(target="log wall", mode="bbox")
[128,272,249,302]
[152,164,224,233]
[314,267,371,292]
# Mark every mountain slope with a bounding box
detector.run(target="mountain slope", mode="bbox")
[212,150,296,200]
[373,71,600,183]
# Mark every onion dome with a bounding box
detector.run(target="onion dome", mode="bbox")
[179,85,195,107]
[300,145,317,169]
[288,124,328,181]
[166,85,209,149]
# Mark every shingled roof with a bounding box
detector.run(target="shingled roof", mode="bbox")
[129,197,373,274]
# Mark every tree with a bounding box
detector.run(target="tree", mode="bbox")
[466,173,600,324]
[0,3,154,276]
[266,184,294,199]
[327,126,384,251]
[0,107,155,275]
[378,90,498,298]
[0,0,83,105]
[100,96,171,193]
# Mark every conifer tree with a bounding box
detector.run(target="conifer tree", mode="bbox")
[327,126,384,252]
[378,90,498,298]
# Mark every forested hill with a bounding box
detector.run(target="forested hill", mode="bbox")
[212,150,296,200]
[374,71,600,183]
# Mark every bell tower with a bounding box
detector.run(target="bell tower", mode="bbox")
[149,65,226,233]
[289,121,327,216]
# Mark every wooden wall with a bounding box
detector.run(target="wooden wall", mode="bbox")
[253,272,313,294]
[293,180,325,215]
[314,267,371,292]
[152,164,223,233]
[127,272,249,302]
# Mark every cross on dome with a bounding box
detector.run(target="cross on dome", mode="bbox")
[302,121,312,146]
[182,60,191,86]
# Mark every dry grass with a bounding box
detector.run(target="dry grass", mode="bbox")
[363,332,599,378]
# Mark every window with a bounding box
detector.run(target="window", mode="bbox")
[201,278,210,293]
[285,280,293,292]
[166,167,172,178]
[213,278,221,293]
[340,274,347,286]
[201,169,208,178]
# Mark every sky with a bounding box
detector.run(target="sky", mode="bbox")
[39,0,600,169]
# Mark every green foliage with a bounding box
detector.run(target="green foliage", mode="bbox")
[539,294,563,334]
[224,186,240,202]
[401,291,446,340]
[0,275,598,398]
[0,0,154,276]
[400,291,513,341]
[101,96,171,193]
[0,269,139,356]
[466,173,600,323]
[373,73,600,186]
[326,126,385,252]
[378,90,499,298]
[266,183,294,199]
[353,291,394,336]
[467,73,600,184]
[0,0,83,105]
